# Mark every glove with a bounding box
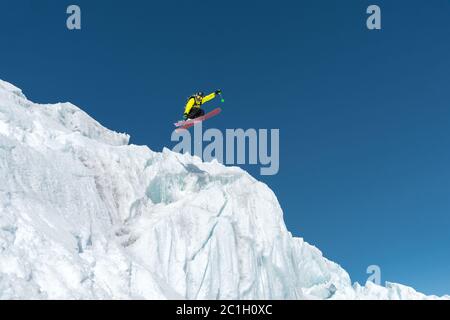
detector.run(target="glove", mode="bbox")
[215,89,222,95]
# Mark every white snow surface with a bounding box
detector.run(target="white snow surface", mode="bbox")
[0,79,447,300]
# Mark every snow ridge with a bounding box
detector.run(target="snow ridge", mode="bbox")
[0,80,446,299]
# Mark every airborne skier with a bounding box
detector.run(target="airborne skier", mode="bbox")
[183,90,222,120]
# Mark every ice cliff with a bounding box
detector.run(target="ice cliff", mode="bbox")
[0,79,446,299]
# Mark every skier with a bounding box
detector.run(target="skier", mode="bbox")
[183,90,222,120]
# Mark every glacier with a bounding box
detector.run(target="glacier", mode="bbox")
[0,79,446,300]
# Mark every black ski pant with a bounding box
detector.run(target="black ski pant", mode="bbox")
[188,107,205,119]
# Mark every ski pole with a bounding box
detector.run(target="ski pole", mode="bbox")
[218,92,225,103]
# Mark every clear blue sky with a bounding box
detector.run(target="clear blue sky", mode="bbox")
[1,0,450,295]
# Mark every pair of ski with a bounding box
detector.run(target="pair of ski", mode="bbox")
[174,108,221,131]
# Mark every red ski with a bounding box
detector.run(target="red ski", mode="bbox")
[175,108,222,131]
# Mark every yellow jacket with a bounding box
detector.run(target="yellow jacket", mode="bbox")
[184,92,217,118]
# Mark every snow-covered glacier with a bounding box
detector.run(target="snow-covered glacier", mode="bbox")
[0,79,446,300]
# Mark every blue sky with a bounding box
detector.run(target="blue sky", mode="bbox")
[1,0,450,295]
